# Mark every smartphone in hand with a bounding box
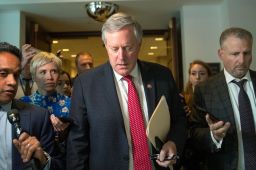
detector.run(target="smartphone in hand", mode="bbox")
[194,105,220,123]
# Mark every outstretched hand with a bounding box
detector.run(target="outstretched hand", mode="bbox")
[206,114,231,141]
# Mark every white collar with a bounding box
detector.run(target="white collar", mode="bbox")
[224,68,251,84]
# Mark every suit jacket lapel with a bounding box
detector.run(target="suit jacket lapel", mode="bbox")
[250,70,256,95]
[138,61,156,119]
[103,62,126,130]
[215,72,236,133]
[11,100,30,170]
[12,100,30,134]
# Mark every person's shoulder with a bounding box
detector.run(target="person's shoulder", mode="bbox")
[14,99,48,114]
[250,69,256,77]
[139,60,171,74]
[198,71,224,89]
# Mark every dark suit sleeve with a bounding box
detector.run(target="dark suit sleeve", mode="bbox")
[189,85,218,153]
[67,76,89,169]
[19,103,65,170]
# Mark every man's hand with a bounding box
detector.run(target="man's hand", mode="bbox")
[156,141,177,168]
[21,44,38,69]
[21,44,39,79]
[206,114,231,141]
[13,132,47,165]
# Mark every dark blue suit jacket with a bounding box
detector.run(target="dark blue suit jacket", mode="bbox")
[11,100,64,170]
[67,61,186,170]
[191,70,256,170]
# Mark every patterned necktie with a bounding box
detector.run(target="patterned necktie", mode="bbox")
[123,75,152,170]
[232,79,256,169]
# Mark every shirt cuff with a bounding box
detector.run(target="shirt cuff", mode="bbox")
[43,151,51,170]
[210,131,223,149]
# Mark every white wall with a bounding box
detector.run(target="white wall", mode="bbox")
[181,0,256,86]
[225,0,256,70]
[181,4,223,84]
[0,10,24,47]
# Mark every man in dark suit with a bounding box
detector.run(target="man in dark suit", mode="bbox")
[67,12,186,170]
[0,42,63,170]
[190,27,256,170]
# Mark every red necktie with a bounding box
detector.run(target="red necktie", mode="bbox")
[123,75,152,170]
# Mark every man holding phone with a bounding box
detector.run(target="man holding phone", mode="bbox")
[190,27,256,170]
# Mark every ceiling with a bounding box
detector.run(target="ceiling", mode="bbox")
[0,0,222,77]
[0,0,222,32]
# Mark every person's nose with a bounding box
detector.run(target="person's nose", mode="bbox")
[238,53,245,64]
[117,48,126,59]
[6,74,17,86]
[85,64,91,69]
[195,73,200,79]
[45,72,53,80]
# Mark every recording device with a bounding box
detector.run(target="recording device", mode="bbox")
[194,105,220,123]
[7,109,40,170]
[7,109,22,137]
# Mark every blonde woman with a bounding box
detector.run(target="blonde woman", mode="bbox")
[20,51,71,142]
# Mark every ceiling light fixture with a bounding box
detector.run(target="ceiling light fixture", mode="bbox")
[85,1,119,22]
[155,37,164,41]
[150,46,158,50]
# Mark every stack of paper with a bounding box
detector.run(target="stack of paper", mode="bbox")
[146,95,171,149]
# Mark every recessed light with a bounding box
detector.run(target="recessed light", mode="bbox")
[62,49,69,52]
[150,46,158,50]
[155,37,164,41]
[148,52,154,56]
[52,40,58,44]
[71,54,76,58]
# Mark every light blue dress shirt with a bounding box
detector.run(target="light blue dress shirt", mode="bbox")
[0,103,12,170]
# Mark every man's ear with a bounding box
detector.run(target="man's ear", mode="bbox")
[218,48,223,61]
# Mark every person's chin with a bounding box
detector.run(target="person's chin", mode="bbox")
[235,69,248,78]
[45,88,56,93]
[0,95,13,104]
[115,67,130,75]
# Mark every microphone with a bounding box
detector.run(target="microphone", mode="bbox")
[7,109,40,170]
[7,109,22,138]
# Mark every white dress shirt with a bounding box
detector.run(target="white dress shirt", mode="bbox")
[211,69,256,170]
[113,63,149,170]
[0,103,13,170]
[225,69,256,170]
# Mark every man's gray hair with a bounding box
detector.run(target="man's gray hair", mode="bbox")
[101,12,143,44]
[220,27,253,48]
